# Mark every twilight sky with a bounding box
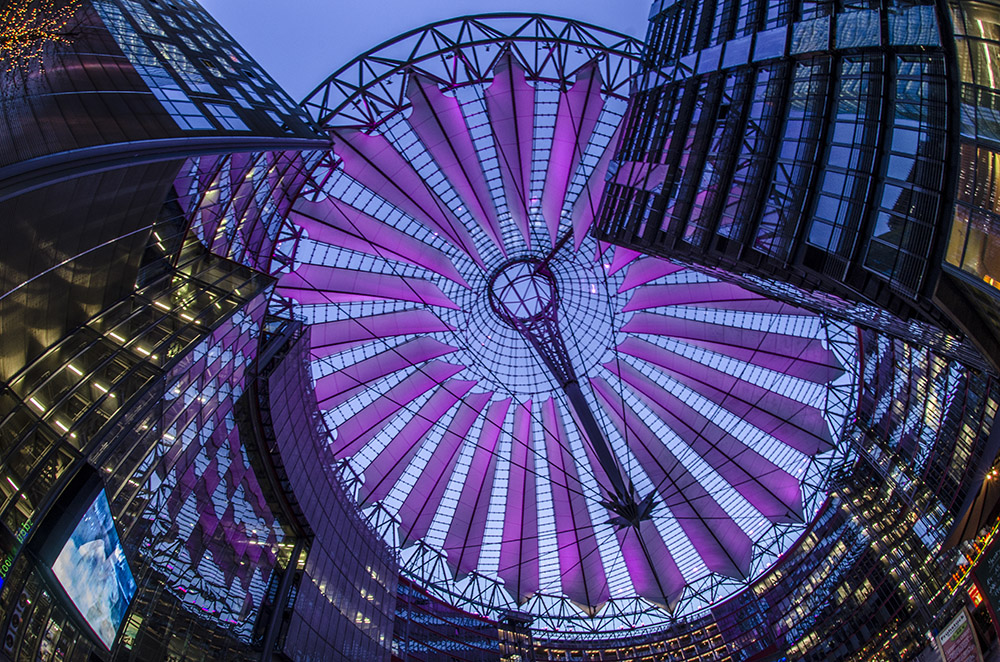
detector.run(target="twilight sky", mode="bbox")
[199,0,651,101]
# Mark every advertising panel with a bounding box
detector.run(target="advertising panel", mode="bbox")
[937,608,983,662]
[50,489,137,649]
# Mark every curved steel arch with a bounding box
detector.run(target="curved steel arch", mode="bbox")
[301,14,644,130]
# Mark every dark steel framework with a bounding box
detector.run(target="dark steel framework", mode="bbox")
[302,14,642,129]
[279,14,858,634]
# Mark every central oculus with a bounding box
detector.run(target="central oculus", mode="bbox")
[487,258,560,327]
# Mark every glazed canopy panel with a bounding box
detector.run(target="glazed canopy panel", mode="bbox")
[283,15,856,632]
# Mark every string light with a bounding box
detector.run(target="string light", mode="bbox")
[0,0,80,77]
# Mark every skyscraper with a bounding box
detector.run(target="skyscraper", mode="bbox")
[593,0,1000,374]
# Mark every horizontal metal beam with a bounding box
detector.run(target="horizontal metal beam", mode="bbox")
[0,135,330,203]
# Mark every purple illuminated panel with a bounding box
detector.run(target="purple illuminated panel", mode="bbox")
[486,55,535,248]
[397,391,493,545]
[498,401,539,602]
[332,129,485,267]
[359,380,477,506]
[622,313,844,383]
[310,310,455,358]
[616,521,685,612]
[592,377,753,579]
[279,263,460,309]
[291,197,469,287]
[622,280,793,313]
[612,160,669,192]
[315,337,459,409]
[616,337,834,455]
[444,398,511,578]
[407,75,506,254]
[618,258,685,292]
[608,246,642,275]
[542,398,609,614]
[541,65,604,245]
[605,362,805,523]
[330,361,465,457]
[571,123,623,249]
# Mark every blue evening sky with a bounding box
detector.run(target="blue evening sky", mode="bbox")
[199,0,651,101]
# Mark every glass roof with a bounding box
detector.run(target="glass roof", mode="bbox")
[279,15,858,633]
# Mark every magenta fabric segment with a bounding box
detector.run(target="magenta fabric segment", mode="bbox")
[562,403,622,500]
[359,380,478,506]
[570,123,623,250]
[541,398,610,614]
[621,313,845,384]
[615,521,685,612]
[604,361,805,524]
[291,197,468,287]
[310,310,454,357]
[331,128,485,267]
[397,390,494,546]
[444,398,512,578]
[498,400,539,603]
[618,258,685,292]
[279,264,460,310]
[617,338,835,455]
[609,246,642,276]
[407,75,507,255]
[314,337,459,409]
[622,280,784,313]
[541,65,605,245]
[329,361,465,457]
[591,377,753,579]
[486,55,535,247]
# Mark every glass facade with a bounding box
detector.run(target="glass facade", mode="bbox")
[265,329,397,661]
[943,0,1000,362]
[0,1,387,660]
[594,0,1000,371]
[87,0,315,136]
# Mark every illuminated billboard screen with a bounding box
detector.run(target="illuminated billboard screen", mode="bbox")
[50,488,137,649]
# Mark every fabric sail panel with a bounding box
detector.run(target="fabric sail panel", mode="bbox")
[315,337,459,409]
[443,398,512,578]
[617,337,835,454]
[605,361,805,524]
[570,122,624,249]
[541,397,610,615]
[618,258,685,292]
[309,310,455,356]
[359,379,477,506]
[331,128,485,266]
[498,400,539,603]
[615,521,686,612]
[291,196,469,287]
[407,74,507,255]
[279,264,460,309]
[541,64,605,246]
[329,361,465,457]
[485,55,535,248]
[621,312,844,383]
[591,376,753,579]
[397,390,494,546]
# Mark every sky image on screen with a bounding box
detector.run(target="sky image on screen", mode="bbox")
[51,489,137,649]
